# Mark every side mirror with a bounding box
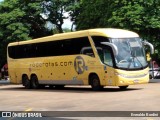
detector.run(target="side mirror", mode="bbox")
[142,41,154,54]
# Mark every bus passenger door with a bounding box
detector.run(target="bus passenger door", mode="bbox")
[97,48,116,86]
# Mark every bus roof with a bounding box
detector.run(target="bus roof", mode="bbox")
[88,28,139,38]
[8,28,139,46]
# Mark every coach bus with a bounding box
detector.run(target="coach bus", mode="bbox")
[7,28,154,90]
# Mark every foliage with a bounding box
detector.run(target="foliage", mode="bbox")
[70,0,113,30]
[66,0,82,31]
[0,0,75,67]
[71,0,160,59]
[109,0,160,61]
[108,0,160,41]
[0,0,52,67]
[43,0,73,33]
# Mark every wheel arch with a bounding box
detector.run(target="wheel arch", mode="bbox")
[22,74,28,78]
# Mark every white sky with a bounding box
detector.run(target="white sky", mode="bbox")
[62,12,73,29]
[62,19,73,29]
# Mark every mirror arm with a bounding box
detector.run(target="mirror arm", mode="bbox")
[142,41,154,54]
[101,42,118,56]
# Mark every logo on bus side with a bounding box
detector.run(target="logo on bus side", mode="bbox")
[74,56,85,74]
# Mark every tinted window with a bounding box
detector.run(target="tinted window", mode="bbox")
[8,37,92,59]
[92,36,109,46]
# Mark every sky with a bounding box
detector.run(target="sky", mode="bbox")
[62,19,73,29]
[62,12,73,29]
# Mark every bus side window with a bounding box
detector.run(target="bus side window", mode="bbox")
[97,48,113,67]
[104,49,113,67]
[97,49,104,63]
[80,47,95,57]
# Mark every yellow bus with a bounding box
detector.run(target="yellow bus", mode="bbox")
[7,28,154,90]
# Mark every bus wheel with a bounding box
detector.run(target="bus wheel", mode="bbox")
[22,75,31,89]
[90,75,103,91]
[55,85,65,89]
[119,85,128,90]
[39,85,45,89]
[149,75,152,79]
[31,75,39,89]
[49,85,54,88]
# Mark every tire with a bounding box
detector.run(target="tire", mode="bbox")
[39,84,45,89]
[49,85,54,88]
[90,75,103,91]
[22,75,31,89]
[55,85,65,89]
[119,85,128,90]
[149,75,152,79]
[31,75,39,89]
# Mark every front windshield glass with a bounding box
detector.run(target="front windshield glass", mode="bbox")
[112,38,148,69]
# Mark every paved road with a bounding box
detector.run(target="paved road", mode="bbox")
[0,80,160,119]
[0,82,160,111]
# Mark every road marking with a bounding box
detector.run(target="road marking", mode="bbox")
[25,108,32,112]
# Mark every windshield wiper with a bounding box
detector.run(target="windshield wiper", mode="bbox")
[127,51,143,69]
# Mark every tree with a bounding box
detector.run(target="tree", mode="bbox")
[0,0,76,67]
[71,0,160,57]
[108,0,160,57]
[70,0,114,30]
[43,0,72,33]
[67,0,82,31]
[0,0,52,67]
[0,0,30,67]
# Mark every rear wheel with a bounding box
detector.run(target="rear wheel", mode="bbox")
[90,75,103,91]
[31,75,39,89]
[119,85,128,90]
[22,75,31,89]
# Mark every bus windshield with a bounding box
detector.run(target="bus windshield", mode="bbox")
[111,38,148,69]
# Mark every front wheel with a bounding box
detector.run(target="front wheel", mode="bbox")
[149,75,153,79]
[31,75,39,89]
[90,75,103,91]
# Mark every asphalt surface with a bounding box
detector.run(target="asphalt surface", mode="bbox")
[0,79,160,120]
